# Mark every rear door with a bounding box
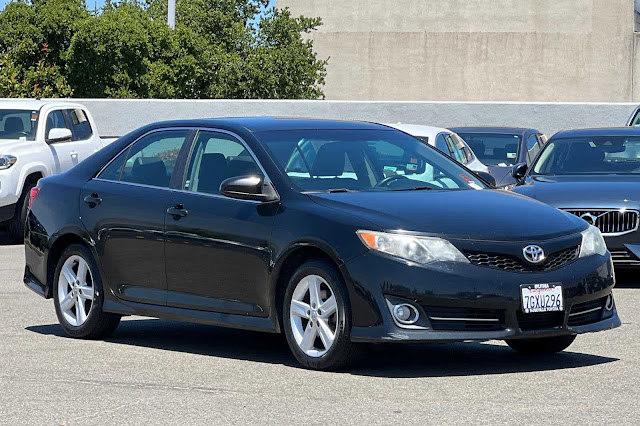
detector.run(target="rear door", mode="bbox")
[79,129,192,305]
[64,108,100,160]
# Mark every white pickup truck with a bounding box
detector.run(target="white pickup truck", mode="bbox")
[0,100,116,241]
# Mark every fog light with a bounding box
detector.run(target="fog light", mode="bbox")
[391,303,419,325]
[605,294,614,311]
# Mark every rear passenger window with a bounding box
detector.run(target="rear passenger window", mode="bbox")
[67,109,93,140]
[184,131,262,195]
[107,130,189,188]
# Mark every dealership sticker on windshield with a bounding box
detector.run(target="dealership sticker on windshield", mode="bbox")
[521,284,564,313]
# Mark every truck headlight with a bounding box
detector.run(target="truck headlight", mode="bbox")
[357,230,469,264]
[0,155,17,170]
[579,225,607,258]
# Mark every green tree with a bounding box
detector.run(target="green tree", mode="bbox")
[0,0,327,99]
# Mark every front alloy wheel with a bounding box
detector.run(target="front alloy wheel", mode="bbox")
[283,259,357,370]
[289,274,338,357]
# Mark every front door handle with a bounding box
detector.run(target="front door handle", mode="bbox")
[70,151,78,158]
[83,193,102,208]
[167,204,188,220]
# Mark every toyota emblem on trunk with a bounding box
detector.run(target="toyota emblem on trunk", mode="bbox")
[523,245,545,264]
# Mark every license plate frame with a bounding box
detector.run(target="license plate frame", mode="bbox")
[521,283,564,314]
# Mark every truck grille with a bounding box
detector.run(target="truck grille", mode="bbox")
[465,245,580,272]
[563,209,639,236]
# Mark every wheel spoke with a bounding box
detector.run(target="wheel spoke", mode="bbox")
[79,285,94,301]
[317,318,335,349]
[76,260,88,286]
[319,295,336,317]
[308,276,322,307]
[76,298,87,325]
[299,323,316,351]
[291,300,310,319]
[59,292,75,312]
[61,265,76,286]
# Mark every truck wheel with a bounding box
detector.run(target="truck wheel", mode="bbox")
[7,183,34,243]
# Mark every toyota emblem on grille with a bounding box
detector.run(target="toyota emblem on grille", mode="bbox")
[523,245,545,264]
[580,213,596,225]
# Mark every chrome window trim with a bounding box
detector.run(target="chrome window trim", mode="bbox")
[94,126,279,204]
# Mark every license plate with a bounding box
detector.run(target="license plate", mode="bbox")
[521,284,564,314]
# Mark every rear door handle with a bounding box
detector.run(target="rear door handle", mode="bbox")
[83,193,102,208]
[167,204,188,219]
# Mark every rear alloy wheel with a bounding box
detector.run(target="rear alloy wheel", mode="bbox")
[283,260,357,370]
[53,244,121,339]
[506,335,577,355]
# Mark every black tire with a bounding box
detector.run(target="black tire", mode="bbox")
[505,335,576,355]
[7,182,34,243]
[282,259,358,370]
[53,244,121,339]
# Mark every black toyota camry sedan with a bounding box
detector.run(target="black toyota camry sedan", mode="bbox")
[23,118,619,370]
[512,128,640,269]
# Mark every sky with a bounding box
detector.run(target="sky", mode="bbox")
[0,1,276,14]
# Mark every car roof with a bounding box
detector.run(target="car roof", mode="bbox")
[0,99,87,111]
[551,127,640,138]
[148,117,391,133]
[383,123,451,137]
[449,126,539,134]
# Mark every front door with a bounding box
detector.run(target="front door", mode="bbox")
[80,129,192,305]
[164,131,275,316]
[44,109,76,173]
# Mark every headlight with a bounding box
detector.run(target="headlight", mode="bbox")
[0,155,17,170]
[579,225,607,258]
[357,230,469,264]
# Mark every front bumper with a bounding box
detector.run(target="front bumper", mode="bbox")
[345,251,619,343]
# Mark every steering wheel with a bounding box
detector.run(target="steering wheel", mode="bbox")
[375,174,410,188]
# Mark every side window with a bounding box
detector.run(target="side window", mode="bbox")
[632,110,640,127]
[118,130,189,188]
[526,134,541,165]
[435,133,450,154]
[98,148,129,181]
[184,131,262,195]
[66,108,93,140]
[45,110,71,141]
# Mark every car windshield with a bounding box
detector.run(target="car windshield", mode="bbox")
[257,129,486,192]
[532,136,640,175]
[456,132,521,167]
[0,109,38,141]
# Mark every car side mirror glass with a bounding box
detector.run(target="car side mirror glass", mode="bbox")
[475,171,496,188]
[47,128,72,143]
[511,162,528,182]
[220,175,279,202]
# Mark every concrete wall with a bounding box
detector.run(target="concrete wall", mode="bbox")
[66,99,638,138]
[278,0,637,102]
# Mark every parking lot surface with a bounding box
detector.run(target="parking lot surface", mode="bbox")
[0,234,638,425]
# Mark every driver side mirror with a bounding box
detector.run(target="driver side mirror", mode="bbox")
[511,162,528,182]
[47,128,72,143]
[475,171,496,188]
[220,175,279,203]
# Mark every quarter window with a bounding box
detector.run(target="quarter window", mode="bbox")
[184,131,262,195]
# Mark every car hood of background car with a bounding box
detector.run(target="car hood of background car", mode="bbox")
[308,189,585,241]
[514,175,640,209]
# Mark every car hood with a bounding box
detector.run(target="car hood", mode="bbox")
[514,175,640,209]
[309,189,585,241]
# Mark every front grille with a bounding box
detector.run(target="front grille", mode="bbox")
[563,209,639,236]
[517,311,564,330]
[424,306,505,331]
[465,245,580,272]
[610,250,640,266]
[568,297,605,326]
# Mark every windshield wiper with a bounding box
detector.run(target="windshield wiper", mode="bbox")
[326,188,354,193]
[391,186,435,192]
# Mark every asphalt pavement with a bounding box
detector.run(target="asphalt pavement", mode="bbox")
[0,230,638,425]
